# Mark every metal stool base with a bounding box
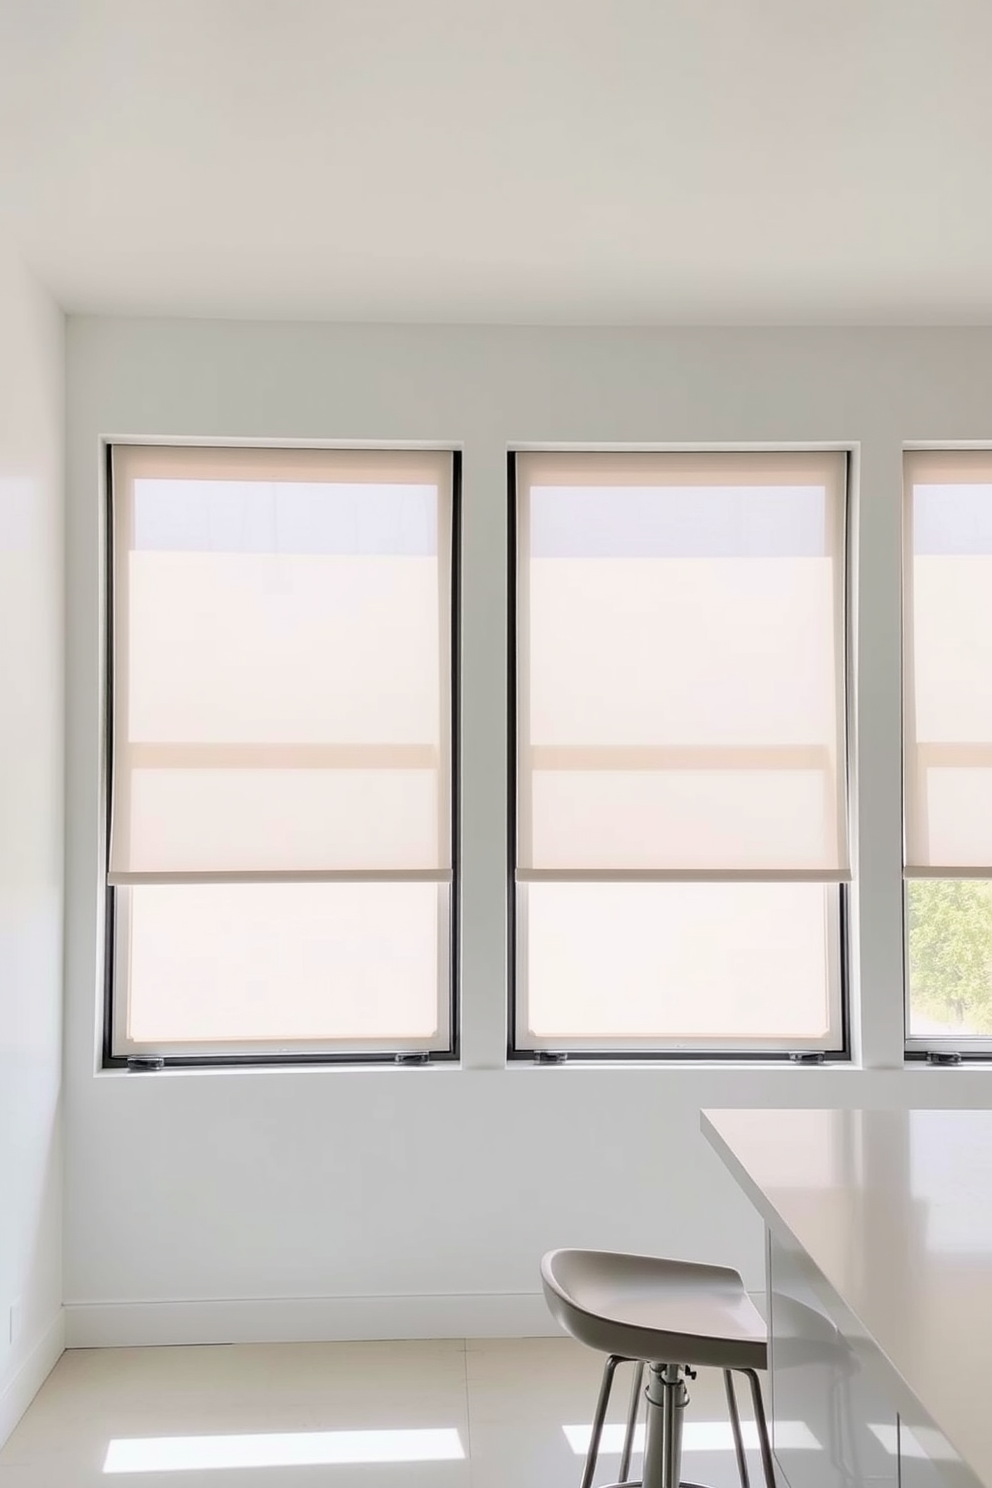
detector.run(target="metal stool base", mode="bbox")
[578,1356,774,1488]
[598,1481,713,1488]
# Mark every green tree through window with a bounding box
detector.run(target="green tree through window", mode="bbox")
[907,880,992,1035]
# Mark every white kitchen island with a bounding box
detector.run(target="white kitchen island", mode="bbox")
[703,1109,992,1488]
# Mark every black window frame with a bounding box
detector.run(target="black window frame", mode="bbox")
[506,449,852,1064]
[102,442,461,1070]
[901,450,992,1063]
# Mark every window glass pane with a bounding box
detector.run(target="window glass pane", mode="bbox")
[133,478,438,555]
[124,882,446,1046]
[906,880,992,1039]
[530,482,827,557]
[912,482,992,556]
[519,882,839,1046]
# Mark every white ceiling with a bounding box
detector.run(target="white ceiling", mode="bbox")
[3,1,992,324]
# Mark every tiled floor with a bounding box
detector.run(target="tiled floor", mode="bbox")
[0,1337,763,1487]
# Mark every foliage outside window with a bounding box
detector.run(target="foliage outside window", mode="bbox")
[907,881,992,1037]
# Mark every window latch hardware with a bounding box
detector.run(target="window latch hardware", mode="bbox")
[126,1056,165,1072]
[789,1051,825,1065]
[534,1051,568,1065]
[395,1052,431,1066]
[926,1050,962,1066]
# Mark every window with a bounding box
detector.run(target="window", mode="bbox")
[512,450,849,1056]
[106,445,457,1064]
[904,451,992,1053]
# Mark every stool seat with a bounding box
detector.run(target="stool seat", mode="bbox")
[542,1248,768,1373]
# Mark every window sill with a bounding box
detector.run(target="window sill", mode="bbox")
[96,1058,464,1078]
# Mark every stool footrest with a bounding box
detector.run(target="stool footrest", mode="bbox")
[598,1480,717,1488]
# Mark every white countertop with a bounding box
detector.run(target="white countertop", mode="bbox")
[703,1108,992,1488]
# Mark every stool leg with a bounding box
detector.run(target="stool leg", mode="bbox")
[618,1361,644,1483]
[741,1368,775,1488]
[581,1353,622,1488]
[724,1370,750,1488]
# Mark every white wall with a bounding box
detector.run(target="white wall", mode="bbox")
[64,318,992,1347]
[0,246,64,1438]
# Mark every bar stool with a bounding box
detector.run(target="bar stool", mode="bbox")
[542,1249,774,1488]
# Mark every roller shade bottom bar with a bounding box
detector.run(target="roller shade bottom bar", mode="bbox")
[109,869,453,886]
[516,868,851,884]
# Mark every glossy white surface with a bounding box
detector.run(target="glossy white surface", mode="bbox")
[768,1224,897,1488]
[0,1337,769,1488]
[0,242,64,1442]
[704,1108,992,1488]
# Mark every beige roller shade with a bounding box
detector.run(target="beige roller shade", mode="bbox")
[516,450,849,879]
[905,450,992,877]
[109,444,453,882]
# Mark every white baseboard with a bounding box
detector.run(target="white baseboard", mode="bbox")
[64,1288,768,1352]
[0,1309,65,1452]
[65,1292,558,1349]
